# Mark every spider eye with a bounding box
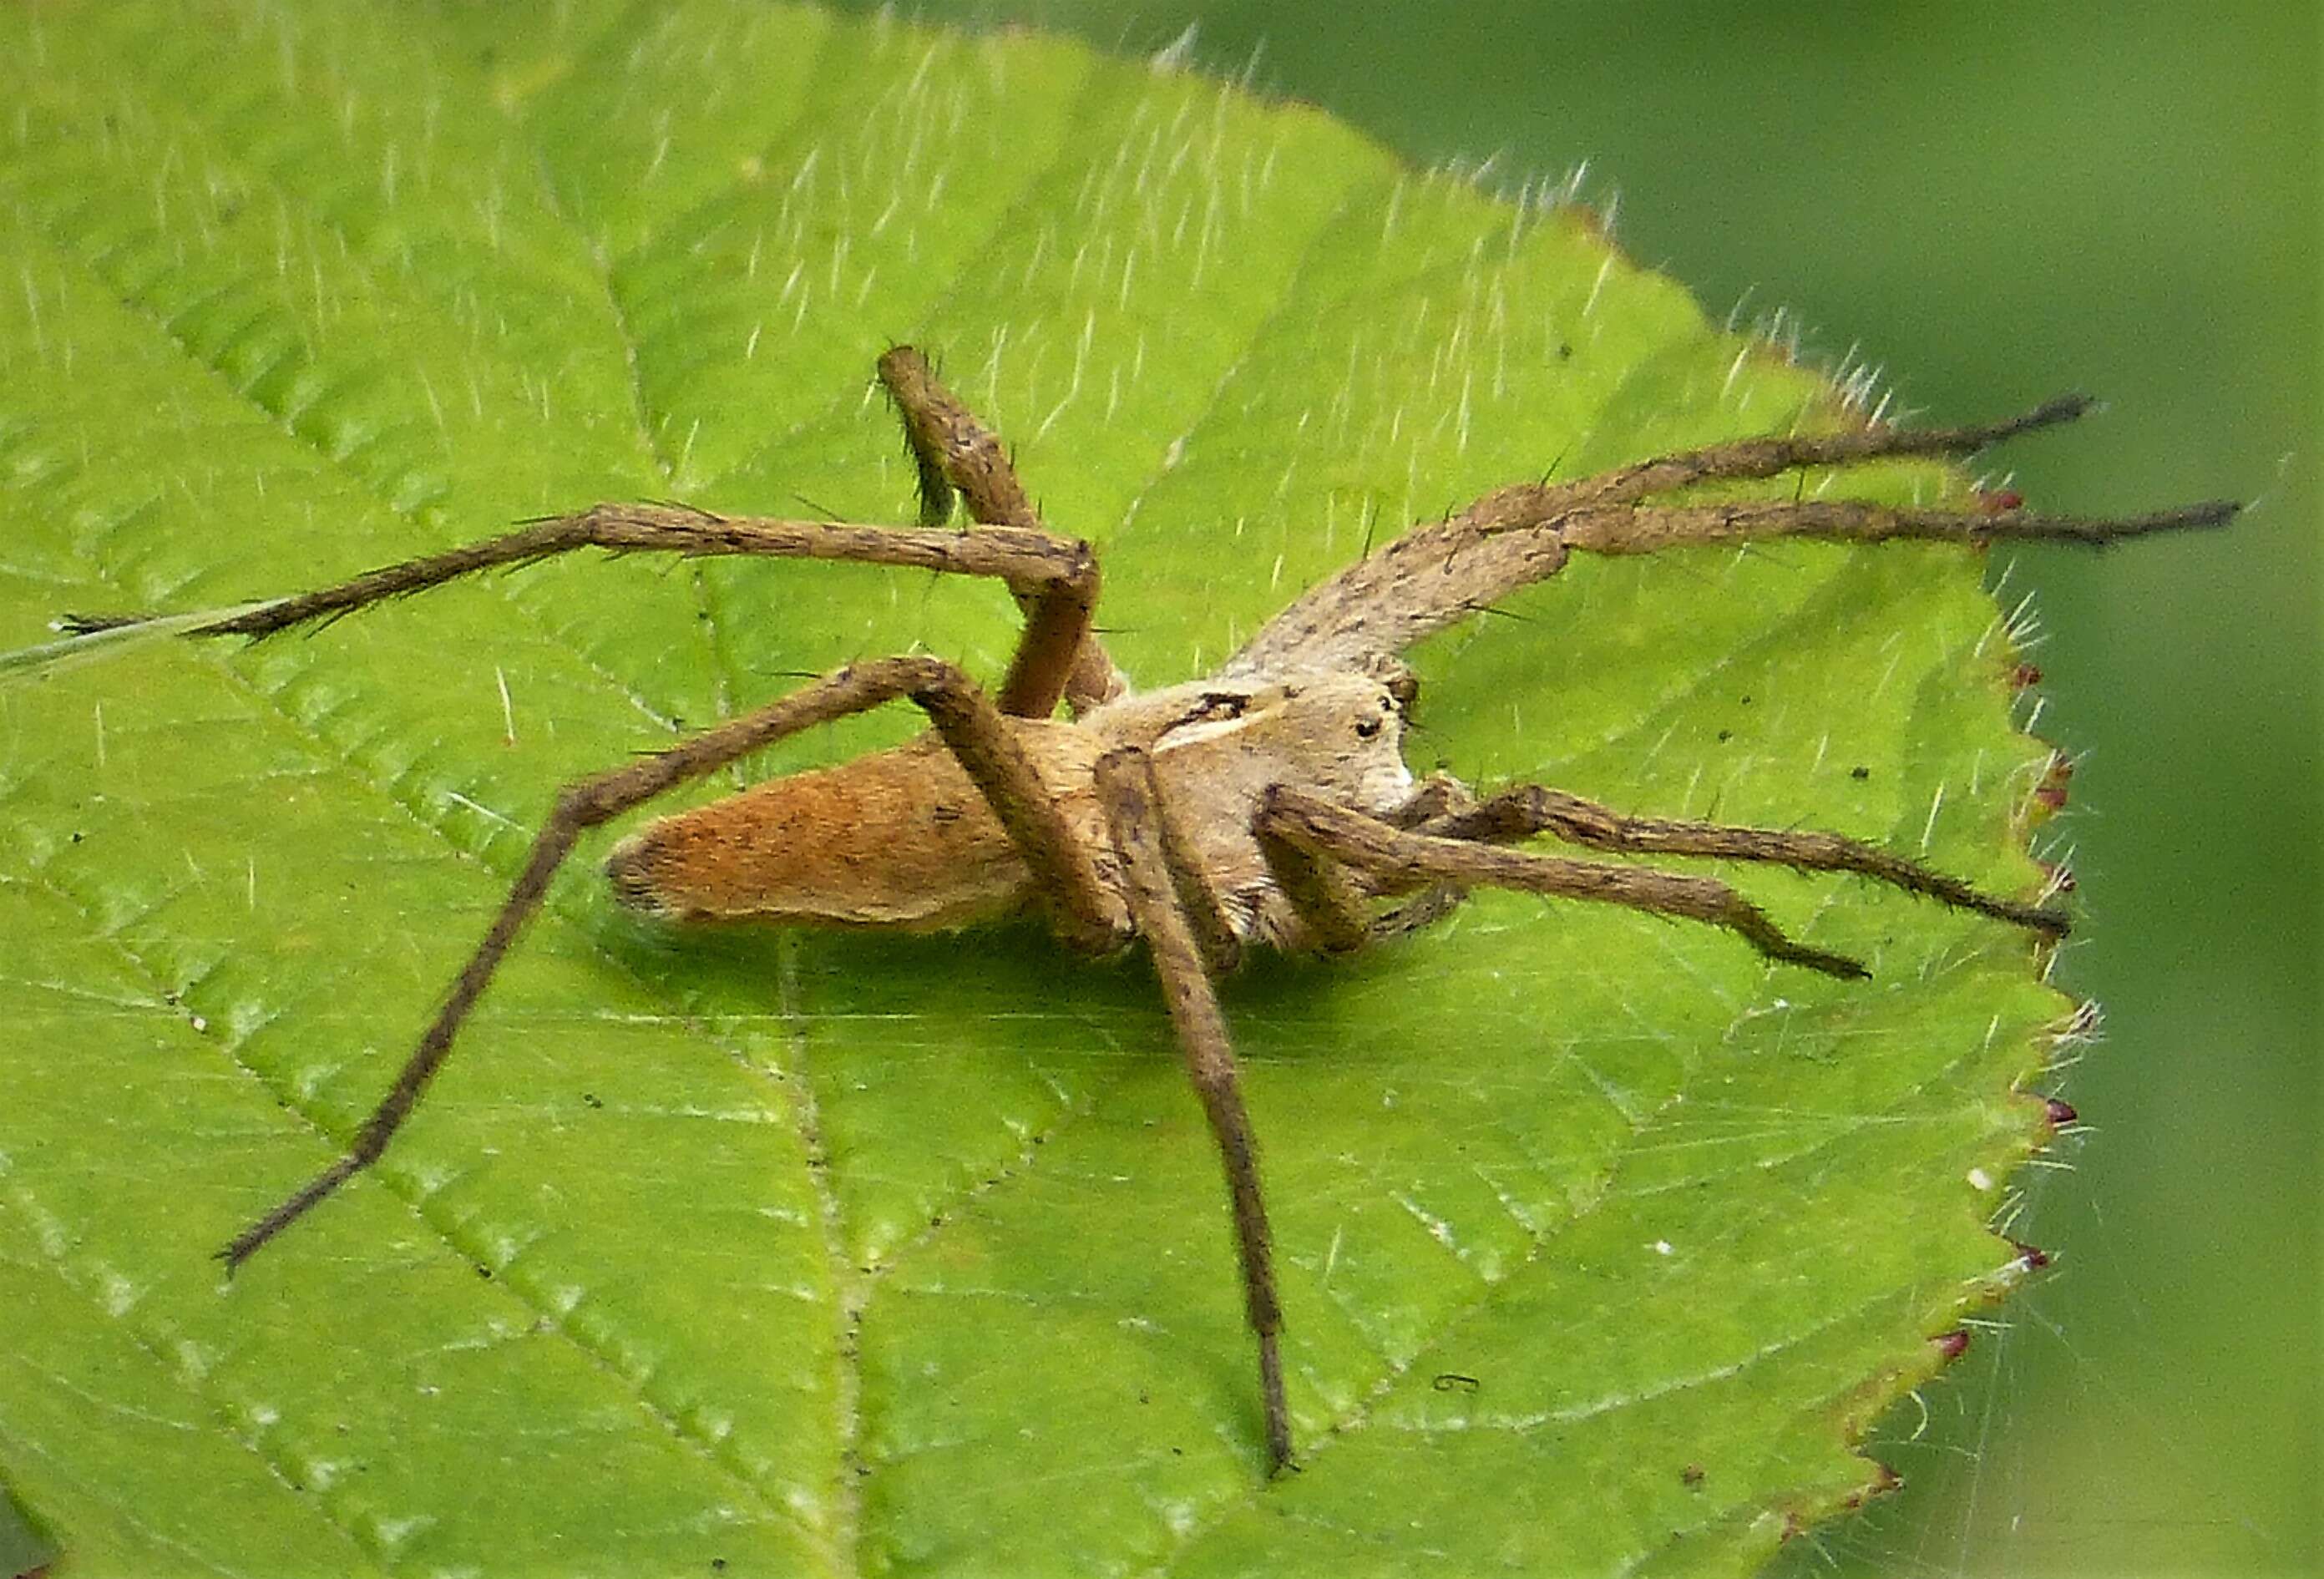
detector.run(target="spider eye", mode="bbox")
[1354,718,1383,740]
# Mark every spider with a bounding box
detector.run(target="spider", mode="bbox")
[61,347,2232,1475]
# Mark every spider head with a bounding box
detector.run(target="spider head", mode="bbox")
[1302,674,1418,815]
[1133,671,1415,818]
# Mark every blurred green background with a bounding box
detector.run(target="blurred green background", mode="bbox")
[826,3,2319,1573]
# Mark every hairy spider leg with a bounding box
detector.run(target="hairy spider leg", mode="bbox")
[1254,788,1871,979]
[62,350,1106,720]
[878,345,1128,716]
[1416,785,2069,933]
[219,656,1121,1270]
[1095,747,1290,1475]
[1554,494,2240,558]
[1555,394,2101,512]
[1146,768,1248,976]
[65,505,1101,724]
[1228,395,2239,678]
[1384,772,1479,827]
[878,344,1044,530]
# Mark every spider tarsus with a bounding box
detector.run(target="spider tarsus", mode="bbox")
[216,1150,368,1272]
[1717,894,1870,979]
[1981,497,2240,545]
[2134,498,2241,534]
[56,610,149,634]
[1258,1328,1293,1477]
[1987,392,2094,438]
[1421,784,2071,944]
[1781,943,1873,981]
[1987,898,2072,936]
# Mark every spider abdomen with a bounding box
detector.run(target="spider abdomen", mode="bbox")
[605,723,1107,929]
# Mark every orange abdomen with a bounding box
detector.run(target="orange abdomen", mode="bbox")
[605,726,1092,929]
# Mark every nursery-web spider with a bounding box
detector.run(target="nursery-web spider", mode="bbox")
[63,347,2233,1475]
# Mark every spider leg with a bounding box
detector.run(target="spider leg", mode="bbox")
[1262,825,1469,945]
[1255,787,1870,979]
[62,504,1098,720]
[220,656,1120,1271]
[1558,396,2097,511]
[877,345,1128,715]
[1384,772,1477,828]
[1258,786,1471,948]
[1095,747,1292,1475]
[1227,397,2237,677]
[1253,815,1374,954]
[1415,785,2068,934]
[1146,777,1247,976]
[1553,495,2239,559]
[876,344,1043,530]
[1350,774,1475,939]
[55,350,1117,717]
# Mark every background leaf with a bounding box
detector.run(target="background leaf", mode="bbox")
[0,4,2129,1574]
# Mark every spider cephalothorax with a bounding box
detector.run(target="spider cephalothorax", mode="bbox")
[605,668,1417,950]
[56,347,2233,1474]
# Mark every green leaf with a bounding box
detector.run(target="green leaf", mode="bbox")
[0,3,2073,1574]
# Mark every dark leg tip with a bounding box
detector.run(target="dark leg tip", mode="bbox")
[1982,898,2072,937]
[2028,908,2072,937]
[2023,392,2096,428]
[1792,945,1871,980]
[57,611,149,634]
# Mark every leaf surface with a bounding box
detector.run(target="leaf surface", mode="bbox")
[0,4,2068,1574]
